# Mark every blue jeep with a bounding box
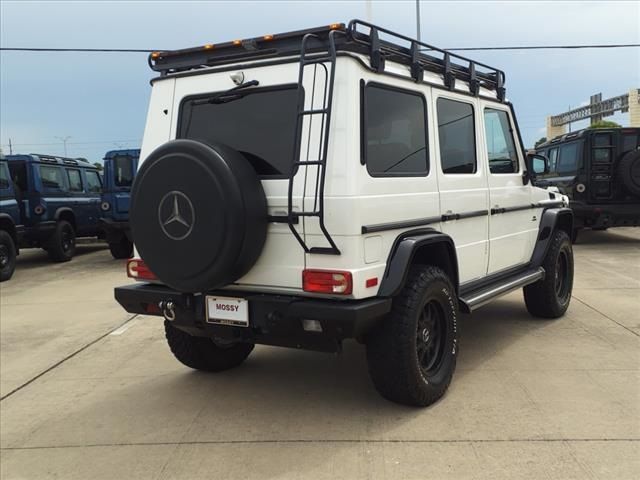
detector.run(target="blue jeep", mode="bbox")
[100,149,139,258]
[0,157,24,281]
[6,153,103,262]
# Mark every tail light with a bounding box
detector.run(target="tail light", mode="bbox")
[303,269,352,295]
[127,259,157,281]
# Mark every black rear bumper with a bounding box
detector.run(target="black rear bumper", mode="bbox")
[571,202,640,228]
[114,283,391,352]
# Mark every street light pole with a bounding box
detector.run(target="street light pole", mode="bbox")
[416,0,421,42]
[55,136,71,156]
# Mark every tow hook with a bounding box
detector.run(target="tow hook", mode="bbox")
[158,300,176,321]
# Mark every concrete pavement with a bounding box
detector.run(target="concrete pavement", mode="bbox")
[1,230,639,479]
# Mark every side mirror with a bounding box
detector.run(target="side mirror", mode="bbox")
[526,153,549,175]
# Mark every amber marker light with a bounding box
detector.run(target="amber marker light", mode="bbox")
[203,44,214,50]
[263,34,274,41]
[232,39,242,46]
[150,52,161,59]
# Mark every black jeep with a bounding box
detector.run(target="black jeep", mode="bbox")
[535,127,640,240]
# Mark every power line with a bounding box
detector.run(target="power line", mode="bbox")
[1,43,639,54]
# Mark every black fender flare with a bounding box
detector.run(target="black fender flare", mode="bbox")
[0,213,17,239]
[54,207,75,223]
[530,207,573,267]
[377,228,459,297]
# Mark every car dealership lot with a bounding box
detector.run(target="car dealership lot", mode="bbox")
[1,231,639,479]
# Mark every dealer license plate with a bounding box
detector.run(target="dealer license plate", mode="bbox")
[206,296,249,327]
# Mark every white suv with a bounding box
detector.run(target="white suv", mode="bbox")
[116,20,574,407]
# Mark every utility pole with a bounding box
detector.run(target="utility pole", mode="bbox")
[55,136,71,156]
[8,138,12,155]
[416,0,421,42]
[365,0,372,22]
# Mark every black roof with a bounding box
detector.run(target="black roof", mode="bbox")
[149,19,506,101]
[537,126,640,149]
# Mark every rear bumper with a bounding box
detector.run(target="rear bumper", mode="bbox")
[114,283,392,352]
[100,218,131,241]
[571,202,640,228]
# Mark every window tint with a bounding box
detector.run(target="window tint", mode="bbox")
[0,164,9,189]
[557,143,580,174]
[179,87,299,177]
[66,169,83,192]
[437,98,476,174]
[592,148,611,164]
[8,163,27,191]
[114,156,134,187]
[484,109,518,174]
[39,165,65,190]
[85,170,102,193]
[548,148,559,172]
[622,134,638,153]
[363,84,428,175]
[592,133,611,147]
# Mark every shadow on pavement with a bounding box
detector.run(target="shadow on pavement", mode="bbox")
[15,244,109,269]
[575,228,640,245]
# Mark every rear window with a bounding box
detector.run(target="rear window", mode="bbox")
[39,165,65,190]
[179,86,299,177]
[114,155,134,187]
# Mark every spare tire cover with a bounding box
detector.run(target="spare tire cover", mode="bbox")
[130,139,267,292]
[619,150,640,197]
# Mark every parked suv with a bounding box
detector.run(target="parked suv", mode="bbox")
[0,157,24,281]
[115,21,574,407]
[100,149,140,259]
[536,127,640,240]
[6,154,103,262]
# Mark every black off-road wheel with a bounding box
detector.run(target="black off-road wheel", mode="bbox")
[109,237,133,259]
[366,265,458,407]
[0,231,17,282]
[524,229,573,318]
[47,220,76,262]
[165,321,254,372]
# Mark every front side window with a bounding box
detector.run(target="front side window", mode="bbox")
[85,170,102,193]
[363,84,428,175]
[66,169,83,192]
[39,165,65,190]
[557,143,580,174]
[548,147,559,172]
[437,98,476,174]
[484,108,518,174]
[114,156,134,187]
[179,86,299,177]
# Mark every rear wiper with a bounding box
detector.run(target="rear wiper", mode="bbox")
[192,80,260,105]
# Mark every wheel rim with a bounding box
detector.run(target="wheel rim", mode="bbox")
[62,226,74,253]
[416,300,447,376]
[555,249,570,302]
[0,244,8,268]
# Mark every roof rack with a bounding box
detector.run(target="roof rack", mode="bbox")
[149,19,506,101]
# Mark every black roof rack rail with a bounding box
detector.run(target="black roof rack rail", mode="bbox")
[149,19,506,101]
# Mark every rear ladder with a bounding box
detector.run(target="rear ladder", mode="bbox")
[287,30,343,255]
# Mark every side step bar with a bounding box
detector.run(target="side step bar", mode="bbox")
[459,267,545,313]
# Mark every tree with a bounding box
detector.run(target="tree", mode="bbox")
[534,137,547,148]
[588,120,621,129]
[93,162,103,171]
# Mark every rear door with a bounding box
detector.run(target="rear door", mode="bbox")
[172,64,306,290]
[433,93,489,283]
[481,104,536,273]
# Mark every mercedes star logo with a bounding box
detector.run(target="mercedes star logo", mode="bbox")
[158,190,195,240]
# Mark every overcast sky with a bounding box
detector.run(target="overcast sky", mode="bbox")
[1,0,638,161]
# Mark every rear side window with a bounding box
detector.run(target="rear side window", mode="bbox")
[66,169,83,192]
[484,108,518,174]
[39,165,65,190]
[557,143,580,174]
[179,86,299,177]
[114,156,134,187]
[622,133,638,153]
[0,164,9,189]
[363,84,428,176]
[437,98,476,174]
[85,170,102,193]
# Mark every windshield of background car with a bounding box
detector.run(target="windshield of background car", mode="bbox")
[113,155,134,187]
[178,86,299,178]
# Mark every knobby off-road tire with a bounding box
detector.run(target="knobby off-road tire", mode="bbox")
[47,220,76,262]
[165,321,254,372]
[366,265,458,407]
[108,237,133,259]
[0,230,17,282]
[524,229,573,318]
